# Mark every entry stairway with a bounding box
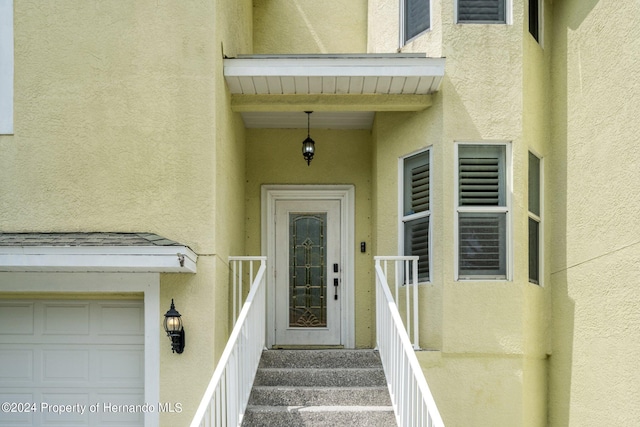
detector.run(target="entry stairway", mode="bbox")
[241,349,397,426]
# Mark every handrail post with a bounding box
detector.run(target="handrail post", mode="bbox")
[412,258,419,350]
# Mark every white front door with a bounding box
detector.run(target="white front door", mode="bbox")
[274,199,342,346]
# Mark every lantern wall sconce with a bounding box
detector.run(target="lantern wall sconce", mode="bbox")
[163,299,185,354]
[302,111,315,165]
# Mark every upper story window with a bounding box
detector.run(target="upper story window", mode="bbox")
[400,149,431,282]
[457,0,507,24]
[456,143,511,280]
[401,0,430,46]
[0,0,13,134]
[528,151,542,284]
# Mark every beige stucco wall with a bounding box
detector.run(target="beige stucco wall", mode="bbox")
[245,128,374,348]
[549,0,640,425]
[253,0,368,54]
[0,1,252,426]
[369,1,550,426]
[521,1,553,425]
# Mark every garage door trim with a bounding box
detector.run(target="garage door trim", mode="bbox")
[0,272,160,427]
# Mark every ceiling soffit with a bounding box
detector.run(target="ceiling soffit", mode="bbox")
[223,54,446,129]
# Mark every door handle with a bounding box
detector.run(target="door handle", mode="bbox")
[334,278,339,300]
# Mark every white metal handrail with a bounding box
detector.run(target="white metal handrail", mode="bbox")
[374,256,420,349]
[375,257,444,427]
[190,256,267,427]
[230,256,266,324]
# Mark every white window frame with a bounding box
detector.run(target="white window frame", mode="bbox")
[399,147,432,283]
[0,0,13,134]
[454,0,513,25]
[400,0,432,47]
[528,149,544,286]
[454,141,512,281]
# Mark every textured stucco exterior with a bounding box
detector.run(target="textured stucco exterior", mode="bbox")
[245,128,375,348]
[1,0,638,426]
[0,1,252,425]
[368,1,544,425]
[253,0,367,54]
[548,0,640,425]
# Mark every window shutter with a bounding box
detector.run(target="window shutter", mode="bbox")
[403,150,430,282]
[458,0,506,23]
[459,213,506,277]
[410,162,430,213]
[405,217,429,281]
[405,0,430,41]
[404,152,430,215]
[459,157,502,206]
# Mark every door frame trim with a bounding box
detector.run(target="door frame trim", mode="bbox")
[262,185,355,349]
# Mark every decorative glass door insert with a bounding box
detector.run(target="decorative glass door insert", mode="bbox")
[274,199,342,346]
[289,213,327,328]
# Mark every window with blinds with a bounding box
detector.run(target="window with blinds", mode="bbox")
[457,0,506,24]
[457,144,508,279]
[402,150,431,282]
[402,0,430,45]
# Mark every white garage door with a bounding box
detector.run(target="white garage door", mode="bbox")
[0,299,144,427]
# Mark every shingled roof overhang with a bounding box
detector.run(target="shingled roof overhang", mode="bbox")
[0,233,197,273]
[223,54,446,129]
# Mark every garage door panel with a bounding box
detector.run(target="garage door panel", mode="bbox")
[0,349,33,380]
[40,393,90,426]
[97,392,145,425]
[0,393,34,426]
[98,349,144,384]
[0,302,35,335]
[43,350,90,382]
[98,304,144,336]
[42,304,90,336]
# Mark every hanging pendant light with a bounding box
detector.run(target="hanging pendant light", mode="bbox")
[301,111,315,166]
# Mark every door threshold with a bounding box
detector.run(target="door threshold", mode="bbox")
[271,345,345,350]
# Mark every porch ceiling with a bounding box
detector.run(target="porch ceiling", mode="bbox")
[223,54,445,130]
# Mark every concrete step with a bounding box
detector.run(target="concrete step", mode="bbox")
[254,367,387,387]
[248,386,392,407]
[242,350,397,427]
[259,349,384,369]
[241,405,397,427]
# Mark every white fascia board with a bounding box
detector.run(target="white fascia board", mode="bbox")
[224,56,446,78]
[0,246,197,273]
